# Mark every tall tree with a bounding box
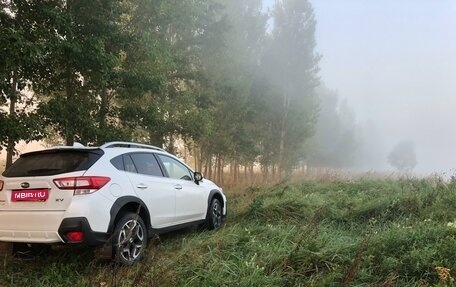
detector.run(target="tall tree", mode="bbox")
[195,0,268,181]
[0,0,52,167]
[38,0,127,145]
[117,0,225,151]
[306,87,358,168]
[255,0,320,174]
[388,141,417,172]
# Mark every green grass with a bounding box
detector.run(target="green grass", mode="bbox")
[3,177,456,286]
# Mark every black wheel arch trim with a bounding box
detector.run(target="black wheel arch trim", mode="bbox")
[208,189,226,218]
[109,196,152,234]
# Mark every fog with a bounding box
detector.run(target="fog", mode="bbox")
[2,1,455,177]
[264,0,456,175]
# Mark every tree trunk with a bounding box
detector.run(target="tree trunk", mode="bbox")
[148,130,165,148]
[244,165,247,183]
[5,80,17,169]
[233,159,237,183]
[167,134,175,154]
[249,163,254,182]
[198,147,203,172]
[97,87,109,144]
[213,156,218,183]
[207,157,213,180]
[220,157,224,185]
[203,157,208,178]
[216,155,223,185]
[192,145,198,170]
[278,92,290,178]
[65,64,75,146]
[261,164,267,180]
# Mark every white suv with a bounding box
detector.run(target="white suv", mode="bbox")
[0,142,227,264]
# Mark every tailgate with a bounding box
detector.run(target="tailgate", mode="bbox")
[0,171,85,211]
[0,148,103,211]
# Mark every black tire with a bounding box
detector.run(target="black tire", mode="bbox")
[205,198,223,230]
[112,213,147,265]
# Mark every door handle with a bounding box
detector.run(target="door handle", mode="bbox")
[137,183,148,189]
[174,184,182,190]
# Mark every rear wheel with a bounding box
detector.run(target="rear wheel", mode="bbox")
[205,198,223,230]
[112,213,147,265]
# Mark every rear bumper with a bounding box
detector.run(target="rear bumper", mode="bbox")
[0,211,109,245]
[0,211,64,243]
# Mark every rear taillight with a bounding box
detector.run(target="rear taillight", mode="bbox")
[0,180,3,191]
[66,231,84,243]
[53,176,110,195]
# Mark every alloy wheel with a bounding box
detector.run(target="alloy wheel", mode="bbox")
[117,219,145,263]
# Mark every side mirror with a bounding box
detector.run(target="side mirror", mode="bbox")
[194,171,203,184]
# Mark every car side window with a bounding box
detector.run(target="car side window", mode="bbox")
[157,154,193,181]
[130,153,163,177]
[110,155,124,170]
[123,154,138,173]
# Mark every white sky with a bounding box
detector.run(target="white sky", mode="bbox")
[264,0,456,174]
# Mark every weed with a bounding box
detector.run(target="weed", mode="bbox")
[340,232,371,286]
[2,177,456,286]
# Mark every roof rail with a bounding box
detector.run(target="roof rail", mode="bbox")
[100,141,166,152]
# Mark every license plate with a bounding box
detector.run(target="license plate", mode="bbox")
[11,189,49,202]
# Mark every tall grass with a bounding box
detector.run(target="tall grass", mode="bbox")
[2,177,456,286]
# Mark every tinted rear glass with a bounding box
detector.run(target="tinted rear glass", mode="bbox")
[110,155,124,170]
[2,149,104,177]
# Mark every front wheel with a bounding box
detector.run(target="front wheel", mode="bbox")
[112,213,147,265]
[205,198,223,230]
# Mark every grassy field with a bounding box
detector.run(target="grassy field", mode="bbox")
[2,177,456,286]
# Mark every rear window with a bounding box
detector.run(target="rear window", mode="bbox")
[2,149,104,177]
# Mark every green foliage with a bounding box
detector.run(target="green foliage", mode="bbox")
[251,0,320,172]
[0,0,52,159]
[115,0,220,148]
[0,0,325,176]
[35,0,128,145]
[3,177,456,286]
[195,0,267,165]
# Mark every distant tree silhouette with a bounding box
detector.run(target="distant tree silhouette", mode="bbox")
[387,141,417,172]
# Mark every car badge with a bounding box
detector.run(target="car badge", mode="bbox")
[21,182,30,188]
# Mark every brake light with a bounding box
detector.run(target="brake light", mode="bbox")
[53,176,110,195]
[66,231,84,243]
[0,180,3,191]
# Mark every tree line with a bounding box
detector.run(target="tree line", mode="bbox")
[0,0,360,181]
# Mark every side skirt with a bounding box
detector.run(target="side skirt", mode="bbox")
[147,219,206,237]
